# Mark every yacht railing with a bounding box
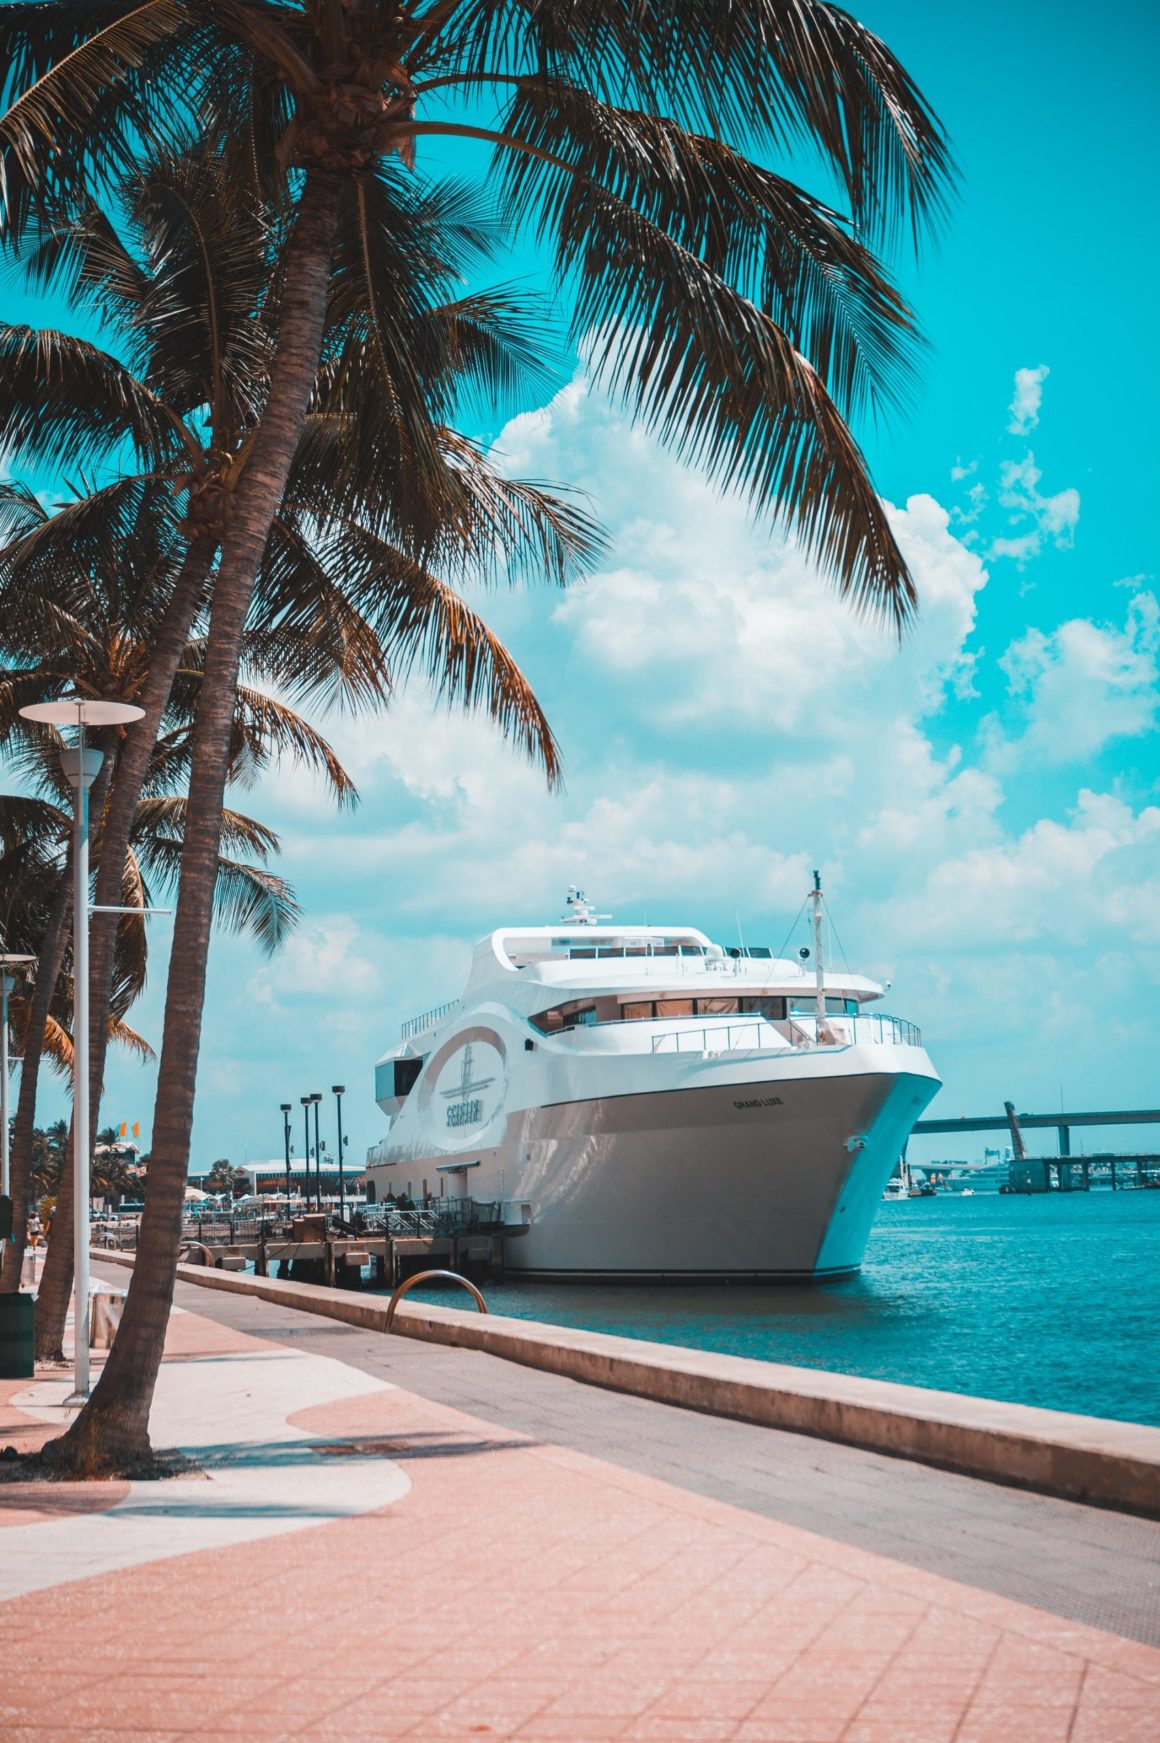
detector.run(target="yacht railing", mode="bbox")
[650,1012,921,1055]
[651,1020,766,1055]
[400,998,460,1040]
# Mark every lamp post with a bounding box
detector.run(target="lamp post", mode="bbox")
[19,697,144,1401]
[0,953,35,1203]
[332,1086,346,1222]
[300,1096,312,1211]
[280,1103,292,1216]
[310,1094,323,1214]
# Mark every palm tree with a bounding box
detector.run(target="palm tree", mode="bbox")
[1,6,953,1470]
[0,479,358,1302]
[0,136,601,1466]
[0,139,593,1137]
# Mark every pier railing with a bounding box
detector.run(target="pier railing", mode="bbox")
[650,1012,922,1055]
[362,1198,502,1236]
[93,1197,506,1253]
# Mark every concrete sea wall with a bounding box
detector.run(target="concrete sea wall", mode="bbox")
[95,1250,1160,1517]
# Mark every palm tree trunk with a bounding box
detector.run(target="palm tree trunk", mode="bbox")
[86,537,215,1155]
[45,170,342,1474]
[34,1116,74,1362]
[0,872,70,1295]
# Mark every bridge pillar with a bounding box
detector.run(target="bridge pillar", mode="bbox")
[1058,1124,1071,1156]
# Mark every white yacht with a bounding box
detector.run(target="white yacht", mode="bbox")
[365,884,941,1280]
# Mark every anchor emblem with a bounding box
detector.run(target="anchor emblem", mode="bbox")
[442,1043,495,1128]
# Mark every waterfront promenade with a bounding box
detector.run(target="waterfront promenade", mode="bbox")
[2,1273,1159,1743]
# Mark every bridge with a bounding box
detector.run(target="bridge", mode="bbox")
[913,1108,1160,1155]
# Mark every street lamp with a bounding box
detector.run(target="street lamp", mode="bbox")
[19,697,145,1401]
[0,952,35,1203]
[280,1103,292,1212]
[300,1096,312,1212]
[310,1094,323,1214]
[332,1086,346,1222]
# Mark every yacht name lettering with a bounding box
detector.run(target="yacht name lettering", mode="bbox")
[733,1094,784,1109]
[447,1097,482,1128]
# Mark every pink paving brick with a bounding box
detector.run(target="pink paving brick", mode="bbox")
[1,1298,1159,1743]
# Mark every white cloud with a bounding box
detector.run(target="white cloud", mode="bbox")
[899,791,1160,952]
[499,379,989,733]
[990,590,1159,767]
[1007,363,1049,434]
[989,450,1080,564]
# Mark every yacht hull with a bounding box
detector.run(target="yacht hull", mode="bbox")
[370,1055,938,1280]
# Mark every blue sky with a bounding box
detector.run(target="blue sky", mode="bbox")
[9,0,1159,1169]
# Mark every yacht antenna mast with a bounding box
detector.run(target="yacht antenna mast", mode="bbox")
[810,870,826,1023]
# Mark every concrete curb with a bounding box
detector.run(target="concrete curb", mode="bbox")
[94,1249,1160,1517]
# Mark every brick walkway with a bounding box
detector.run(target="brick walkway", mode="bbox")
[2,1303,1159,1742]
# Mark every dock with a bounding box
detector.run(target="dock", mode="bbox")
[95,1200,516,1287]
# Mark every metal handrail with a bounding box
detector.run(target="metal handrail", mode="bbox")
[179,1241,217,1267]
[650,1012,922,1055]
[400,998,460,1040]
[384,1269,488,1330]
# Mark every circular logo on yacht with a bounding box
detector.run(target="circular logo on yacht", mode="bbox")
[429,1034,506,1143]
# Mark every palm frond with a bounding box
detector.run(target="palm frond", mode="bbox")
[208,856,298,956]
[249,509,395,712]
[108,1014,155,1060]
[415,1,955,248]
[496,80,921,418]
[0,324,192,470]
[133,794,280,860]
[226,684,359,806]
[127,141,276,428]
[418,283,558,419]
[435,428,608,588]
[0,791,70,854]
[327,522,563,788]
[41,1012,75,1077]
[0,477,48,544]
[530,175,915,625]
[0,0,194,239]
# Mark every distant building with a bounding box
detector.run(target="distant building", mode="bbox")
[188,1157,366,1199]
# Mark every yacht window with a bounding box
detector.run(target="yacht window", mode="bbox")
[788,996,857,1016]
[699,996,739,1015]
[740,996,787,1019]
[654,945,679,956]
[622,1001,653,1020]
[625,945,648,957]
[596,946,623,959]
[679,944,705,957]
[569,947,596,959]
[563,1005,597,1028]
[394,1057,424,1097]
[656,997,695,1017]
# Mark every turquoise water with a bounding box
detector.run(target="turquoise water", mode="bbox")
[403,1192,1160,1427]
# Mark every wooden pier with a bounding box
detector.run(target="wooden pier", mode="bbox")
[97,1206,512,1288]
